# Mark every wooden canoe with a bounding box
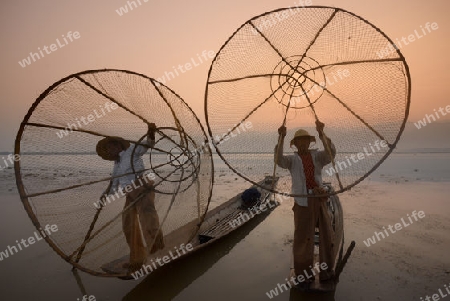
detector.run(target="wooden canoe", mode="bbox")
[101,176,279,277]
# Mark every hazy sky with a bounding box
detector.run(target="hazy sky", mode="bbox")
[1,0,449,152]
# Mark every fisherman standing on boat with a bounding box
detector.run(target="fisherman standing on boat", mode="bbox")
[96,123,164,272]
[275,121,336,287]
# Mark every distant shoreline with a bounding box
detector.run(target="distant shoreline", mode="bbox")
[1,149,450,155]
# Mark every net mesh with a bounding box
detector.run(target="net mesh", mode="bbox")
[205,6,410,196]
[15,69,213,276]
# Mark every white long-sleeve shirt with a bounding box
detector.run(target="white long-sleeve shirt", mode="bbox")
[274,139,336,207]
[109,137,155,194]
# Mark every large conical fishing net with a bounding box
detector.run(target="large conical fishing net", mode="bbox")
[205,6,411,197]
[14,69,213,277]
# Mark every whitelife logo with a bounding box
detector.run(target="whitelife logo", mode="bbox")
[0,154,20,172]
[414,105,450,129]
[325,140,389,176]
[420,283,450,301]
[363,210,425,247]
[56,101,119,139]
[155,50,215,86]
[18,31,81,68]
[266,262,328,299]
[376,22,439,59]
[250,0,313,35]
[131,243,194,279]
[0,224,59,262]
[115,0,149,16]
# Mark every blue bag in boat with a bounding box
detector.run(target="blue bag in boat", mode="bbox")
[241,188,261,209]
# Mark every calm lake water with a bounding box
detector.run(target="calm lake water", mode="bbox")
[0,153,449,301]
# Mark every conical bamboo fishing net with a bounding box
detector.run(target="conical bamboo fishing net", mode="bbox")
[205,6,411,197]
[14,69,213,277]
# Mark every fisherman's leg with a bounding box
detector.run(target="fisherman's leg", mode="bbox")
[317,198,335,281]
[124,189,147,270]
[293,201,315,279]
[136,185,165,254]
[122,196,133,247]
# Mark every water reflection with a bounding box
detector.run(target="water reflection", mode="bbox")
[122,212,271,301]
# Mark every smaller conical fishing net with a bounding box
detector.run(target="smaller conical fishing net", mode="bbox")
[14,69,213,277]
[205,6,411,197]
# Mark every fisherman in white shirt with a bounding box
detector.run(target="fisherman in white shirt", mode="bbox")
[96,123,164,272]
[275,120,336,288]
